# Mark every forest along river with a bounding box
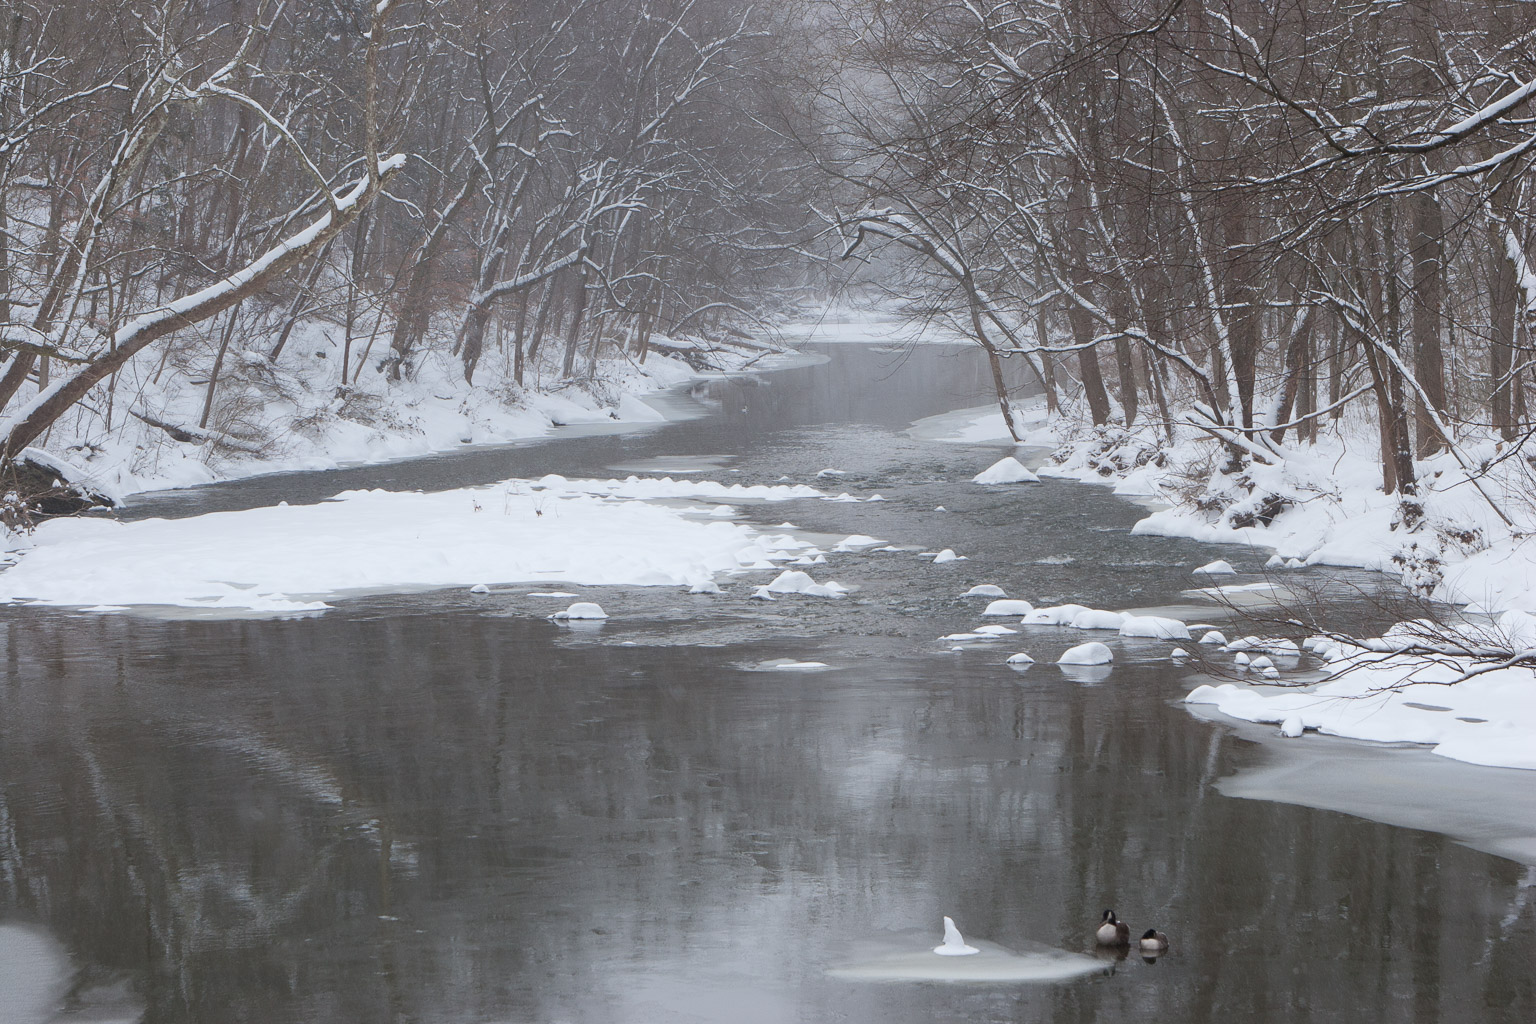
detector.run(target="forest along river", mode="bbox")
[1,343,1533,1024]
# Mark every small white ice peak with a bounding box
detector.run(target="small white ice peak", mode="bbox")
[933,916,980,956]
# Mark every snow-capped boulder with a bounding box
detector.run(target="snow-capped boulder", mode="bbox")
[1118,615,1191,640]
[963,584,1008,598]
[1198,630,1227,646]
[1005,652,1035,665]
[932,549,962,563]
[1058,642,1113,666]
[1023,604,1089,625]
[1070,608,1128,630]
[1192,560,1237,575]
[982,599,1034,616]
[552,602,607,620]
[972,457,1040,484]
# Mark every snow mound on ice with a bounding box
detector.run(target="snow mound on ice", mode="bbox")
[972,457,1040,484]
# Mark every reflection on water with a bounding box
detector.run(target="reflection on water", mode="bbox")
[1,344,1533,1023]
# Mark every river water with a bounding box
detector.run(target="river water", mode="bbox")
[0,343,1532,1023]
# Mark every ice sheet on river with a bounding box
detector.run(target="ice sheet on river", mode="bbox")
[0,477,823,613]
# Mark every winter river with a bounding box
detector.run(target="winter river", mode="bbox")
[1,340,1532,1022]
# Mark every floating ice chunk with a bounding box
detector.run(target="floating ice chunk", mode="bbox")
[1024,604,1089,625]
[932,549,963,563]
[760,658,829,671]
[933,917,980,956]
[1119,615,1191,640]
[816,468,846,477]
[1265,554,1284,568]
[834,535,884,552]
[964,584,1008,598]
[1005,652,1035,665]
[972,457,1040,484]
[982,599,1034,616]
[689,580,723,594]
[1058,642,1113,666]
[1070,608,1127,630]
[1234,652,1251,669]
[552,602,607,620]
[528,591,578,598]
[975,624,1017,635]
[468,583,490,595]
[941,632,993,642]
[1280,716,1304,738]
[1198,630,1228,646]
[1193,560,1237,575]
[1170,648,1190,660]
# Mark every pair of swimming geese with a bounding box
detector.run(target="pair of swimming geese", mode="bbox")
[1097,909,1168,953]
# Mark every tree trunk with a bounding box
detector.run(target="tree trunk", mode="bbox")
[1066,306,1111,426]
[1411,191,1447,453]
[1489,224,1519,441]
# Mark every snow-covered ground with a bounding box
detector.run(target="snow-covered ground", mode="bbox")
[919,396,1536,772]
[27,318,813,500]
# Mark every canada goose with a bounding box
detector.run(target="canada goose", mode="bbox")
[1095,910,1130,946]
[1139,928,1169,953]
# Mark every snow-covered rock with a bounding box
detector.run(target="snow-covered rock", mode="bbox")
[765,569,847,598]
[1170,648,1190,660]
[1234,652,1251,668]
[1198,630,1227,646]
[932,549,962,563]
[1118,615,1191,640]
[981,599,1034,616]
[1192,560,1237,575]
[972,456,1040,484]
[975,624,1017,635]
[1279,716,1304,738]
[1058,642,1113,666]
[553,602,607,620]
[1023,604,1089,625]
[963,584,1008,598]
[468,583,490,595]
[1005,652,1035,665]
[689,580,723,594]
[1069,608,1127,630]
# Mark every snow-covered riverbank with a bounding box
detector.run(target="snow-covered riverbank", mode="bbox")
[919,398,1536,772]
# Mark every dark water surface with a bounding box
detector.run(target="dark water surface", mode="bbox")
[1,344,1532,1023]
